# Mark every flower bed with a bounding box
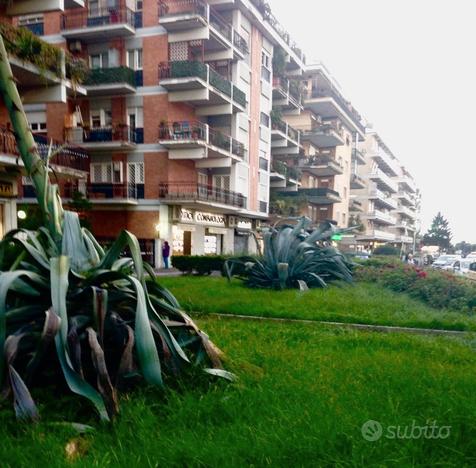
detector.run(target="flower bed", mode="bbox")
[356,257,476,313]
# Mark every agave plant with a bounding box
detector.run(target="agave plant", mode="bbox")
[225,217,354,290]
[0,35,231,422]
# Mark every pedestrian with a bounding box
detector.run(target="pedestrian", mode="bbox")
[162,241,170,269]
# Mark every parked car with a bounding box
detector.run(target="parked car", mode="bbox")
[431,255,461,270]
[456,260,476,280]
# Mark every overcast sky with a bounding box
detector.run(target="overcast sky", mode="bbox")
[270,0,475,243]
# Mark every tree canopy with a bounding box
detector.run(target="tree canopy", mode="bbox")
[422,212,452,250]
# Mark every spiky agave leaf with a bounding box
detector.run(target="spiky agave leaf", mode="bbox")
[225,217,355,289]
[0,212,230,421]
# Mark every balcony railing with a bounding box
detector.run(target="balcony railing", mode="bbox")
[159,0,248,54]
[352,148,366,164]
[159,0,207,17]
[61,7,135,31]
[306,88,365,133]
[0,126,89,172]
[84,66,136,87]
[271,119,300,142]
[33,134,89,172]
[159,60,247,107]
[272,77,302,107]
[367,210,397,224]
[158,182,246,208]
[370,169,398,193]
[158,120,245,158]
[78,183,138,201]
[72,125,138,144]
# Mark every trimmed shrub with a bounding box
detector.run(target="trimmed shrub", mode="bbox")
[172,255,227,275]
[372,245,400,256]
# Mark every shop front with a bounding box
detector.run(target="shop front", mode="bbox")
[169,207,234,257]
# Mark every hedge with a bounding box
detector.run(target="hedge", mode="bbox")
[171,255,227,275]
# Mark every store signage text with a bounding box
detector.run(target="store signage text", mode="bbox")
[180,208,226,227]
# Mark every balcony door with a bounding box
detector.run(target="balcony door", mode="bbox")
[212,175,230,203]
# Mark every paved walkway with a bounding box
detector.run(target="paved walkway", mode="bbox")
[205,313,473,337]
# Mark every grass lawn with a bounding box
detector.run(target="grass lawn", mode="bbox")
[159,276,476,332]
[1,317,475,466]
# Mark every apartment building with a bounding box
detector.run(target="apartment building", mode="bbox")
[269,61,366,228]
[5,0,317,265]
[0,0,89,237]
[349,131,419,252]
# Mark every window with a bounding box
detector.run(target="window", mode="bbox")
[261,51,270,69]
[26,111,47,134]
[90,109,112,128]
[342,213,346,225]
[260,112,270,127]
[127,49,143,70]
[90,163,113,183]
[136,0,143,10]
[89,0,100,16]
[90,52,108,69]
[128,162,145,184]
[18,15,43,26]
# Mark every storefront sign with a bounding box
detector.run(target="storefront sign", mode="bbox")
[179,208,227,227]
[208,227,228,235]
[195,211,226,226]
[0,182,14,198]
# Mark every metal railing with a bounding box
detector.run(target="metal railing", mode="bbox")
[158,121,245,158]
[306,88,365,133]
[272,77,302,107]
[271,119,300,143]
[61,7,135,30]
[80,183,138,200]
[159,61,247,107]
[0,126,89,172]
[84,66,136,87]
[209,9,232,41]
[65,125,138,144]
[159,181,246,208]
[159,0,207,17]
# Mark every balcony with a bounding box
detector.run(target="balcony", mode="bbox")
[350,173,366,189]
[396,205,417,220]
[357,230,396,242]
[158,182,246,211]
[65,125,138,151]
[396,191,415,207]
[304,89,365,138]
[396,220,416,232]
[158,121,245,167]
[6,0,85,15]
[365,209,397,226]
[369,169,398,193]
[277,187,341,205]
[352,148,366,165]
[271,120,301,155]
[300,121,345,148]
[158,0,248,60]
[398,176,417,194]
[368,189,398,210]
[395,235,413,244]
[82,183,138,205]
[272,77,302,111]
[350,198,364,212]
[61,7,135,42]
[0,127,88,179]
[371,150,400,177]
[83,67,136,96]
[159,61,246,115]
[298,156,343,177]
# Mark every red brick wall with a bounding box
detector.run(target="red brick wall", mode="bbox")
[89,210,160,239]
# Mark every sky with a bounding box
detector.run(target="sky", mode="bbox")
[269,0,476,243]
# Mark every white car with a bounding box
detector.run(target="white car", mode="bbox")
[432,255,460,270]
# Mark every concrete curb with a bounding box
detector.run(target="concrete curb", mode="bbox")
[202,313,474,338]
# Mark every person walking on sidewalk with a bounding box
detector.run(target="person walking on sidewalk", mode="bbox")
[162,241,171,269]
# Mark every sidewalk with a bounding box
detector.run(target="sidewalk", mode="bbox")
[154,268,183,277]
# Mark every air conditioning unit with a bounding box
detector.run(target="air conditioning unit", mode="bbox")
[69,41,83,53]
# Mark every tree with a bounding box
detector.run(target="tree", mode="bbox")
[422,212,452,250]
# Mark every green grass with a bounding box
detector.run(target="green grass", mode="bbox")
[159,276,476,332]
[1,317,476,466]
